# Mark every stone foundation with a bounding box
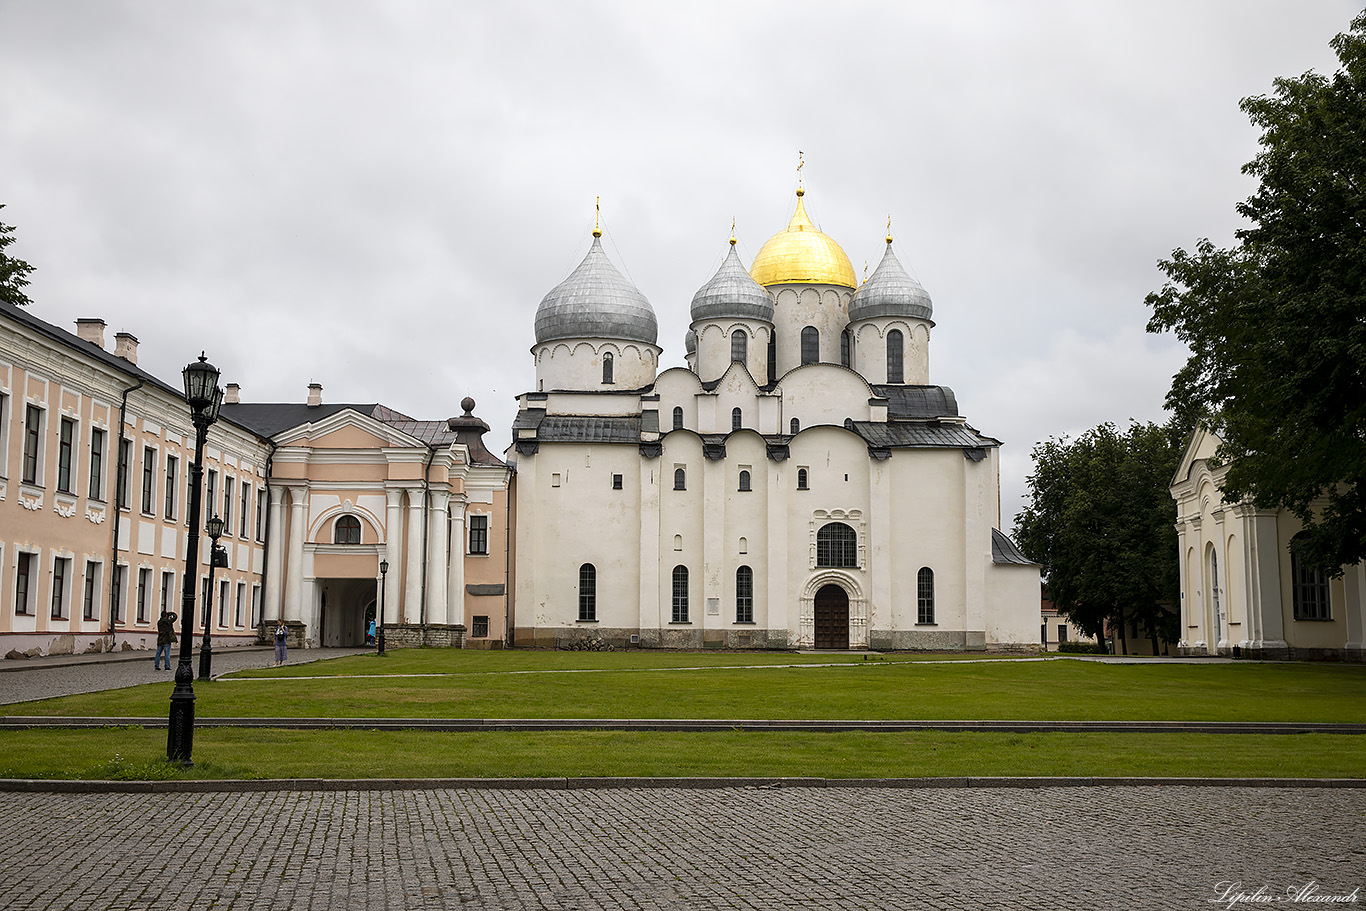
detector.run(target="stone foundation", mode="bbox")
[382,624,467,650]
[868,629,990,651]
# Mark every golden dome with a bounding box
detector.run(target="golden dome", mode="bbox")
[749,189,857,289]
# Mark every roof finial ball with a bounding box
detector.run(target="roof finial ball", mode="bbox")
[593,196,602,239]
[886,215,893,245]
[461,396,476,416]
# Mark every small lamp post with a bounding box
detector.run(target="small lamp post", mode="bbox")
[377,558,389,656]
[198,514,226,680]
[168,353,223,766]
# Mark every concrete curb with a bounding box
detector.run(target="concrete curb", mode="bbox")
[4,716,1365,734]
[1,776,1361,793]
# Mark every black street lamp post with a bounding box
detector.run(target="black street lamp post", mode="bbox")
[168,353,223,766]
[199,514,226,681]
[377,559,389,656]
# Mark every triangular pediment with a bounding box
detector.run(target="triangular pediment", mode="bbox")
[1172,425,1223,488]
[273,408,426,450]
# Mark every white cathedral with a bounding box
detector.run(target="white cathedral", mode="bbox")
[507,188,1041,650]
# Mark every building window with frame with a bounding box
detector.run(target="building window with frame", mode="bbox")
[165,455,178,519]
[468,514,489,555]
[82,560,100,621]
[88,427,105,500]
[602,352,614,384]
[612,473,623,490]
[57,417,75,493]
[578,563,596,622]
[917,566,935,623]
[672,406,684,430]
[790,417,800,435]
[256,489,266,541]
[801,326,819,365]
[736,565,754,623]
[222,475,233,530]
[1291,549,1331,620]
[887,329,904,384]
[738,469,751,492]
[731,407,742,431]
[816,522,858,568]
[116,439,132,509]
[219,579,230,628]
[235,582,246,627]
[796,467,809,490]
[731,330,747,364]
[472,615,489,638]
[334,515,362,545]
[1058,624,1068,643]
[141,446,156,514]
[22,404,43,485]
[240,481,251,537]
[671,565,689,623]
[205,469,217,527]
[111,565,126,623]
[840,329,851,368]
[51,556,70,619]
[159,571,174,621]
[136,567,150,624]
[674,467,686,490]
[15,552,33,615]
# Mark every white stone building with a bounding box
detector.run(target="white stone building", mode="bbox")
[1170,426,1366,660]
[509,189,1041,650]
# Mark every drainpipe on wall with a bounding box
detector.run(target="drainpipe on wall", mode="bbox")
[418,444,436,631]
[107,379,143,651]
[255,440,277,641]
[503,463,514,649]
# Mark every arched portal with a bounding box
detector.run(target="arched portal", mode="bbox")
[813,583,850,650]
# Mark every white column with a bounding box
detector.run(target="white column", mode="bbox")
[403,491,424,625]
[448,503,466,628]
[384,488,403,626]
[427,490,450,626]
[263,485,285,622]
[283,486,307,623]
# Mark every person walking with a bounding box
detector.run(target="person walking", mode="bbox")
[155,610,177,670]
[273,619,289,667]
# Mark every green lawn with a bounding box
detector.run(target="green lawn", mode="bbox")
[5,651,1364,780]
[8,651,1366,723]
[1,728,1362,781]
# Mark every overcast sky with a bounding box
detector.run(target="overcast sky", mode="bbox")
[1,1,1357,530]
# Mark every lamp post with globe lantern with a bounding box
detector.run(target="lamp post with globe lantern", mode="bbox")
[199,514,227,681]
[168,353,223,765]
[377,559,389,656]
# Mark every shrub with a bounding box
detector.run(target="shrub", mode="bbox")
[1058,640,1109,655]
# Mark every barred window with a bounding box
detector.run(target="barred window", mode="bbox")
[672,406,684,430]
[816,522,857,568]
[472,615,489,638]
[674,467,686,490]
[917,567,935,624]
[731,407,742,431]
[602,352,614,384]
[801,326,819,365]
[334,515,362,545]
[731,330,747,363]
[840,329,851,368]
[672,565,689,623]
[578,563,597,622]
[736,565,754,623]
[887,329,904,384]
[797,468,808,490]
[738,470,751,492]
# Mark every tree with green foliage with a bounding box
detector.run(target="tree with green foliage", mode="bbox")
[0,205,36,308]
[1013,422,1182,655]
[1146,13,1366,574]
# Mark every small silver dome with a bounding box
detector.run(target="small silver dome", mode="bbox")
[684,328,697,356]
[690,243,774,323]
[534,236,658,346]
[848,242,933,323]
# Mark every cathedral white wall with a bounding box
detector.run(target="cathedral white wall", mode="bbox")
[693,320,771,386]
[850,320,932,385]
[770,285,853,375]
[533,339,660,392]
[778,366,873,429]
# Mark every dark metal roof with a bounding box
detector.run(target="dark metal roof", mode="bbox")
[869,385,959,419]
[991,528,1036,565]
[218,403,377,438]
[536,415,642,443]
[849,421,997,449]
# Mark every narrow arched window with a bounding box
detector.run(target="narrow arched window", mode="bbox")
[578,563,596,621]
[766,331,777,383]
[816,522,857,568]
[731,330,747,363]
[674,467,686,490]
[797,468,808,490]
[886,329,904,383]
[602,352,614,384]
[671,565,689,623]
[917,567,935,624]
[790,417,800,435]
[738,470,751,492]
[334,515,361,545]
[736,565,754,623]
[672,406,684,430]
[801,326,819,365]
[841,329,851,368]
[731,407,742,431]
[1291,538,1331,620]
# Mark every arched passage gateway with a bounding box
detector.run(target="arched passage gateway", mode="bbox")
[813,583,850,650]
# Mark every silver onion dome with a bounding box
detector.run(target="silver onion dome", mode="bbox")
[690,242,774,323]
[534,236,658,346]
[848,241,933,323]
[684,328,697,356]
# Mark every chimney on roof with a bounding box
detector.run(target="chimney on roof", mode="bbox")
[307,383,323,407]
[113,332,139,365]
[224,383,241,405]
[75,319,107,349]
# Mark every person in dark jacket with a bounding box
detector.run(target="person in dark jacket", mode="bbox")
[273,619,289,667]
[155,611,177,670]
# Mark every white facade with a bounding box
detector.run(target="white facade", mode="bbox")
[1171,427,1366,660]
[509,191,1041,651]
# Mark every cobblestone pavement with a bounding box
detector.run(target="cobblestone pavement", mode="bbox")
[0,785,1361,910]
[0,648,369,706]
